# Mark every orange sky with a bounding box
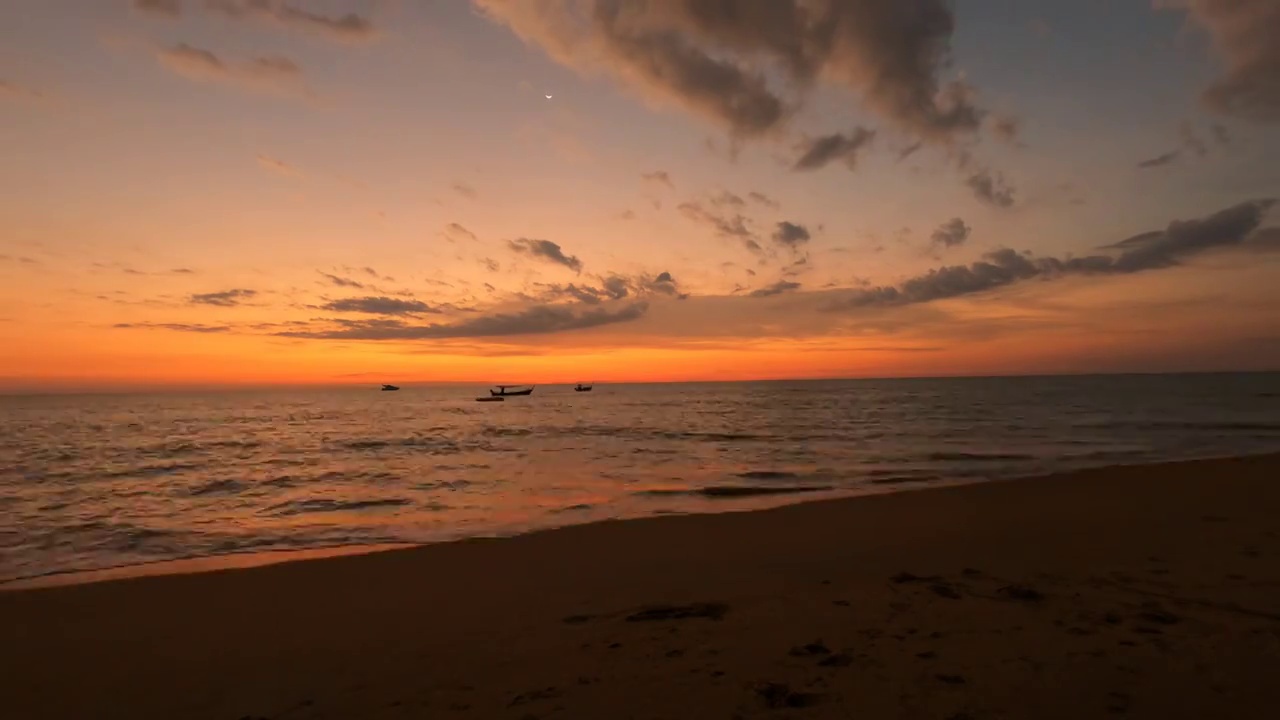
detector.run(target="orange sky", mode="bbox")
[1,1,1278,391]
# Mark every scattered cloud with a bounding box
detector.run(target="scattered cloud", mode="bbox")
[205,0,377,44]
[319,272,366,289]
[473,0,985,143]
[619,209,637,220]
[114,322,231,333]
[444,223,478,242]
[748,191,780,209]
[318,296,438,316]
[277,302,649,340]
[133,0,181,17]
[157,43,305,96]
[749,280,802,298]
[827,199,1275,309]
[0,254,39,265]
[965,169,1016,208]
[1210,122,1232,145]
[452,182,478,200]
[678,199,760,253]
[508,238,584,272]
[641,170,673,188]
[931,218,971,249]
[171,268,196,274]
[0,80,44,103]
[256,154,302,177]
[792,128,876,171]
[1138,150,1181,169]
[189,288,257,307]
[771,221,811,249]
[990,114,1021,145]
[1181,0,1280,122]
[481,258,501,273]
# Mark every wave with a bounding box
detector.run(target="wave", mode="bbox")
[103,461,206,479]
[736,470,800,480]
[187,478,247,497]
[265,497,414,516]
[636,485,832,499]
[339,436,461,453]
[926,452,1037,462]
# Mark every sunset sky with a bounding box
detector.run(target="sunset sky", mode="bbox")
[1,0,1278,390]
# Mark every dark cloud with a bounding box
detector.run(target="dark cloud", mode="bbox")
[0,255,39,264]
[1183,0,1280,122]
[481,258,501,273]
[156,43,304,95]
[188,288,257,307]
[772,221,811,249]
[827,199,1275,309]
[452,182,478,200]
[1138,121,1227,169]
[748,191,780,209]
[619,209,637,220]
[749,280,801,298]
[205,0,377,43]
[277,302,649,340]
[318,296,438,316]
[444,223,478,242]
[539,271,682,304]
[898,141,923,161]
[931,218,971,249]
[319,272,365,289]
[710,191,746,208]
[508,238,584,272]
[678,200,760,252]
[792,127,876,171]
[965,169,1016,208]
[1138,150,1181,169]
[474,0,985,142]
[1180,122,1208,157]
[641,170,673,188]
[134,0,181,17]
[114,322,231,333]
[171,268,196,274]
[991,114,1021,145]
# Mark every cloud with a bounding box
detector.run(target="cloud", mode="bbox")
[319,272,365,289]
[205,0,377,43]
[749,280,801,298]
[171,268,196,274]
[827,198,1275,309]
[134,0,181,17]
[537,271,683,305]
[452,182,478,200]
[792,127,876,171]
[189,288,257,306]
[481,258,501,273]
[965,169,1016,208]
[473,0,985,142]
[0,80,44,103]
[678,199,760,253]
[748,191,780,209]
[1210,122,1232,145]
[1137,150,1181,169]
[771,221,811,249]
[1182,0,1280,122]
[930,218,971,248]
[444,223,478,242]
[318,296,438,316]
[278,302,649,340]
[641,170,673,188]
[508,238,584,272]
[114,322,231,333]
[256,154,302,177]
[157,43,305,96]
[991,114,1021,145]
[710,191,746,208]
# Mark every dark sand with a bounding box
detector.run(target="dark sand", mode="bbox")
[4,454,1280,719]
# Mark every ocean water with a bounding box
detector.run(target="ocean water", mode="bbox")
[2,373,1278,584]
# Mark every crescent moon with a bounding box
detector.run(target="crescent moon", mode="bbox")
[545,94,553,99]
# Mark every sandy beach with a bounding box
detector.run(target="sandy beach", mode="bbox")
[4,454,1279,719]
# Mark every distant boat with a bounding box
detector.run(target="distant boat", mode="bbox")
[490,385,534,397]
[381,384,400,392]
[574,383,593,392]
[475,396,505,403]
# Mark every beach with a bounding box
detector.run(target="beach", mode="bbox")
[4,453,1279,719]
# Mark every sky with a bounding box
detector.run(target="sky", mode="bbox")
[1,0,1278,390]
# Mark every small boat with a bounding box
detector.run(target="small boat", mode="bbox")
[490,385,534,397]
[574,383,593,392]
[381,384,400,392]
[475,396,505,402]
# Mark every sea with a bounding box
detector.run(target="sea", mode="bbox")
[2,373,1278,586]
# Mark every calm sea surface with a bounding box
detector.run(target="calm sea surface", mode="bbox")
[2,374,1278,584]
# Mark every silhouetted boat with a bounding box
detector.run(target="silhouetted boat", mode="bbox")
[381,384,400,391]
[574,383,593,392]
[475,396,504,402]
[490,385,534,397]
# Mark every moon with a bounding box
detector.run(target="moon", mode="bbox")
[544,94,553,100]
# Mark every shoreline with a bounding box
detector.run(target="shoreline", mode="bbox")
[5,453,1279,719]
[2,452,1269,593]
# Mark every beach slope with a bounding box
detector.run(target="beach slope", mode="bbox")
[4,454,1280,719]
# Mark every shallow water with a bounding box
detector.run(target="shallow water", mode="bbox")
[2,373,1278,583]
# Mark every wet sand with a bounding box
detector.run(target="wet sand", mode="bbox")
[4,454,1280,719]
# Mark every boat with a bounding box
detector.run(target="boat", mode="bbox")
[381,384,400,391]
[574,383,593,392]
[475,396,505,402]
[490,385,534,397]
